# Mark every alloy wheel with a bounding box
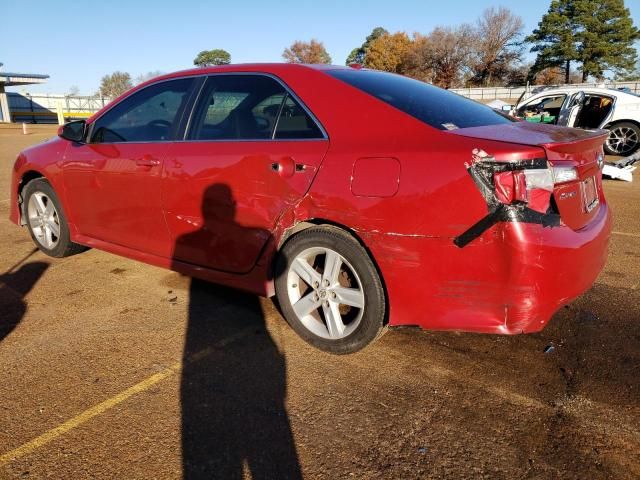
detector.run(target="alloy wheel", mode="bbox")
[27,191,61,249]
[606,126,639,155]
[286,247,365,340]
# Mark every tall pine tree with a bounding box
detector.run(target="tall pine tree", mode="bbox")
[576,0,639,81]
[527,0,639,83]
[526,0,580,83]
[345,27,389,65]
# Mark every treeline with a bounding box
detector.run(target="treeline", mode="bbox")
[95,0,638,97]
[281,0,638,88]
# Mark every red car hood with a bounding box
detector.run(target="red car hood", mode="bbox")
[448,121,609,154]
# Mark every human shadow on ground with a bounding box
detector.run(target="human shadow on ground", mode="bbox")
[0,250,49,342]
[174,184,302,479]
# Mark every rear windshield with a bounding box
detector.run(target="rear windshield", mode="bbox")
[327,69,515,130]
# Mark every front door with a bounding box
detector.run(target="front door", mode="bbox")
[63,77,195,257]
[557,91,585,127]
[163,74,329,273]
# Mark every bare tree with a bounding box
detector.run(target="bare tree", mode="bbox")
[135,71,164,85]
[403,34,434,82]
[282,39,331,64]
[406,26,474,88]
[470,7,524,86]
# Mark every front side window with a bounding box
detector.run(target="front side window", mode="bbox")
[91,78,193,143]
[517,94,567,124]
[327,69,515,130]
[188,75,324,140]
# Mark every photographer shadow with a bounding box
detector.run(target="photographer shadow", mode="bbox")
[174,184,302,479]
[0,253,49,343]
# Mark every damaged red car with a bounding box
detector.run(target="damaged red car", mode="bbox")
[10,64,611,354]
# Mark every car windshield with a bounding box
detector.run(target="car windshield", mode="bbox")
[327,69,515,130]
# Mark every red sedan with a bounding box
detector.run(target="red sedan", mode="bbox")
[10,64,611,354]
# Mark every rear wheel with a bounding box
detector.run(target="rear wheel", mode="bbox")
[23,178,87,258]
[275,226,386,354]
[604,122,640,156]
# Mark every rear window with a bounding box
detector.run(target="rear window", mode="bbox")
[327,69,515,130]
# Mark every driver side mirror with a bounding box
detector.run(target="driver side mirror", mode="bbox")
[58,120,86,143]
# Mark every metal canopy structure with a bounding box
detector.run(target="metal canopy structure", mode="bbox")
[0,71,49,87]
[0,62,50,122]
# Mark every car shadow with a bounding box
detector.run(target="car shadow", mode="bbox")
[0,249,49,342]
[173,184,302,479]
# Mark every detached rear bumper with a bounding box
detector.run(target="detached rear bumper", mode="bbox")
[366,202,612,334]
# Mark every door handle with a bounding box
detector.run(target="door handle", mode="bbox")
[270,157,306,178]
[135,155,160,167]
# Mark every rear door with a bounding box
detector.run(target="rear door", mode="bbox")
[63,77,196,257]
[163,74,329,273]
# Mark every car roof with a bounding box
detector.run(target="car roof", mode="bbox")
[151,63,351,82]
[528,85,637,98]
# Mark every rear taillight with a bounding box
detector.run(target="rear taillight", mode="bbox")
[493,164,577,214]
[552,166,578,183]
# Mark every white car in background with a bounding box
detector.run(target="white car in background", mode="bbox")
[513,86,640,156]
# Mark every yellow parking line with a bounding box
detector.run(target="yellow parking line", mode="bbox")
[0,327,253,466]
[612,231,640,238]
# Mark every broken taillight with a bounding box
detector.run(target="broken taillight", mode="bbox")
[493,165,577,214]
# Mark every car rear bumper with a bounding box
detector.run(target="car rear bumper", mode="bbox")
[365,202,612,334]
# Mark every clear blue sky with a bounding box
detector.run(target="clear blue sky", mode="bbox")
[2,0,639,95]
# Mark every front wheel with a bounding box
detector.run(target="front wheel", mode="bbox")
[604,122,640,156]
[23,178,87,258]
[275,226,386,354]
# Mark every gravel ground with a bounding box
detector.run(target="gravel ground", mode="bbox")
[0,124,638,479]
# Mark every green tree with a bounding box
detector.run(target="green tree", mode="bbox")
[527,0,639,83]
[282,39,331,64]
[99,71,132,98]
[346,27,389,65]
[193,49,231,67]
[526,0,580,83]
[576,0,639,81]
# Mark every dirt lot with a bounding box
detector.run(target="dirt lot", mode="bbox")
[0,124,638,479]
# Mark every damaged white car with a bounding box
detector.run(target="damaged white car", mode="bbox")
[513,86,640,156]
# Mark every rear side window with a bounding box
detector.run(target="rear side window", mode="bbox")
[188,74,324,140]
[327,69,514,130]
[275,96,324,139]
[91,78,193,143]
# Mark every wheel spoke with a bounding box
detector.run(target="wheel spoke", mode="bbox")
[47,218,60,238]
[292,291,322,318]
[29,195,44,215]
[323,250,342,285]
[291,257,321,288]
[43,225,54,248]
[34,194,47,215]
[332,286,365,309]
[28,216,41,230]
[323,302,345,338]
[44,199,54,218]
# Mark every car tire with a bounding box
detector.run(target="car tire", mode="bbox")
[22,178,87,258]
[604,122,640,156]
[275,226,386,354]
